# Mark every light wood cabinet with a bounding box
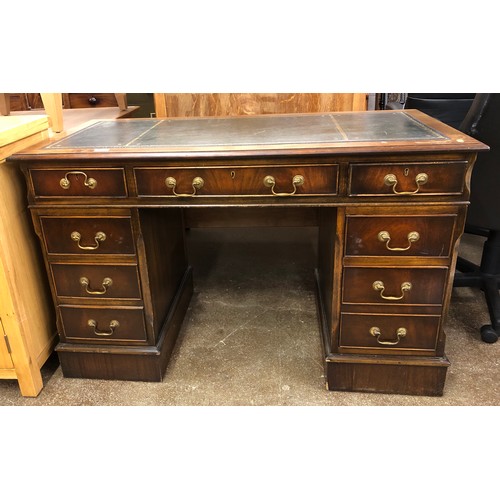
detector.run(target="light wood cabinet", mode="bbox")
[153,93,367,117]
[0,116,57,396]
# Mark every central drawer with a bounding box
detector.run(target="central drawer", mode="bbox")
[59,305,147,344]
[134,164,338,197]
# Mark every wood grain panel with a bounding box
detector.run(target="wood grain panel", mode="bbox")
[0,318,14,368]
[138,208,188,340]
[184,207,319,227]
[154,93,367,118]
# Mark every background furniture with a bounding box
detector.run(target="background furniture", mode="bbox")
[453,93,500,343]
[153,93,367,118]
[0,115,57,396]
[0,93,129,133]
[12,111,486,396]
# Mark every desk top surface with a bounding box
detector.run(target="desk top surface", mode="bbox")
[11,110,488,160]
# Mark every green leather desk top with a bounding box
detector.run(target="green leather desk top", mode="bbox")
[11,110,488,161]
[44,112,447,150]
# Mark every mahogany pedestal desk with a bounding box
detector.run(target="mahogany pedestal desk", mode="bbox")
[11,110,488,396]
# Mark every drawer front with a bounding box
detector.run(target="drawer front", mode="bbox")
[342,267,448,305]
[59,306,147,343]
[134,165,338,197]
[30,168,127,198]
[40,216,135,256]
[65,93,119,108]
[51,263,141,299]
[348,161,468,196]
[340,313,440,352]
[345,215,456,257]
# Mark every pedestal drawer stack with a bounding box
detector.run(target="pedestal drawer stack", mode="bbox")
[324,159,469,395]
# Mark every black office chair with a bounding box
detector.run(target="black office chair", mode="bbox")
[452,93,500,343]
[403,93,500,342]
[404,93,476,129]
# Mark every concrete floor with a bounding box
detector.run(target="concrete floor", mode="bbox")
[1,227,499,406]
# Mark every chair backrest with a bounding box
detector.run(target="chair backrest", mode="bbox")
[459,93,500,231]
[404,93,475,129]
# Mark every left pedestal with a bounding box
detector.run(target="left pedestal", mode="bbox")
[29,206,191,382]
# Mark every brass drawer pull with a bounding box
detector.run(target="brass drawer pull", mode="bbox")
[60,171,97,190]
[384,172,428,195]
[79,276,113,295]
[377,230,420,251]
[71,231,106,250]
[87,319,119,336]
[372,280,412,301]
[165,176,204,197]
[369,326,407,345]
[263,174,304,196]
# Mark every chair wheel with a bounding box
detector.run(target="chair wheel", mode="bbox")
[480,325,499,343]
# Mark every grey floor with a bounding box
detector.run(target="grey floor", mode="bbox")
[1,227,499,406]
